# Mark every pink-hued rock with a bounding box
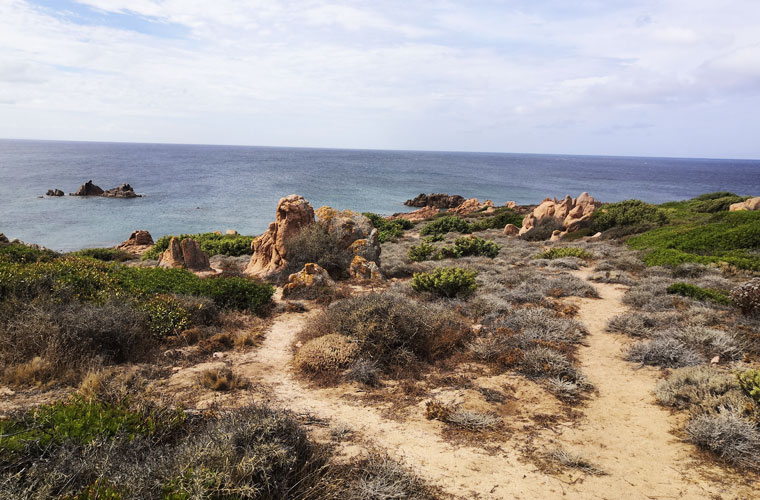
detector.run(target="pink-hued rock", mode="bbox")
[158,237,184,268]
[117,230,154,256]
[245,195,315,277]
[503,223,519,236]
[519,192,599,238]
[282,263,335,298]
[729,196,760,212]
[451,198,483,215]
[158,237,211,271]
[505,201,517,209]
[389,205,439,222]
[349,255,383,281]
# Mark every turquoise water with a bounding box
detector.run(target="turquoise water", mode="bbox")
[1,139,759,252]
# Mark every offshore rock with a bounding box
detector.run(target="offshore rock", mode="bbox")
[102,183,140,198]
[70,180,104,196]
[46,189,64,196]
[404,193,466,209]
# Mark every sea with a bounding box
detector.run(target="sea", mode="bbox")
[1,139,759,252]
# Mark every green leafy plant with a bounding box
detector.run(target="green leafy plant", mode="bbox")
[411,267,478,298]
[534,247,594,260]
[737,369,760,404]
[666,283,732,306]
[468,208,523,231]
[363,213,413,243]
[420,216,472,237]
[408,241,436,262]
[138,294,190,338]
[70,248,134,262]
[142,233,254,260]
[437,236,501,259]
[590,200,668,233]
[0,242,59,264]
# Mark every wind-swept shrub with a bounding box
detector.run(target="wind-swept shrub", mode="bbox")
[439,236,501,259]
[142,232,253,260]
[70,248,134,262]
[420,216,471,237]
[686,410,760,470]
[590,199,668,233]
[0,242,59,264]
[363,213,413,243]
[411,267,478,298]
[625,336,703,367]
[737,369,760,404]
[655,366,738,409]
[407,241,436,262]
[534,247,593,260]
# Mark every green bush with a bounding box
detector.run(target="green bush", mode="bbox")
[70,248,134,262]
[200,276,274,313]
[142,233,254,260]
[363,212,413,243]
[0,242,59,264]
[408,241,436,262]
[412,267,478,298]
[590,200,668,233]
[138,295,190,338]
[534,247,594,260]
[438,236,501,259]
[420,216,472,237]
[666,283,732,306]
[468,208,523,231]
[0,258,115,302]
[737,369,760,404]
[281,223,352,279]
[628,211,760,271]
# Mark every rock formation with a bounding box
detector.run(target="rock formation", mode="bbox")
[503,223,519,236]
[102,183,140,198]
[282,263,335,298]
[225,229,239,235]
[117,230,154,256]
[46,189,64,197]
[389,205,439,222]
[519,192,599,240]
[451,198,494,216]
[350,255,382,281]
[729,196,760,211]
[0,233,8,246]
[316,207,381,264]
[245,195,315,277]
[70,180,104,196]
[158,237,210,271]
[404,193,466,208]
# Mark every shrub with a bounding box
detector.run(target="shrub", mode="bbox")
[281,223,352,279]
[0,242,59,263]
[295,334,360,373]
[199,276,274,313]
[655,366,738,409]
[199,368,247,391]
[547,448,606,476]
[442,236,501,259]
[142,232,254,260]
[363,213,413,243]
[686,410,760,470]
[625,336,703,367]
[534,247,594,260]
[348,454,437,500]
[732,279,760,316]
[666,283,732,306]
[305,292,470,370]
[408,241,436,262]
[345,359,381,387]
[737,369,760,404]
[0,258,115,302]
[70,248,134,262]
[518,218,565,241]
[138,295,190,338]
[590,199,668,233]
[468,207,523,231]
[420,216,471,237]
[411,267,478,298]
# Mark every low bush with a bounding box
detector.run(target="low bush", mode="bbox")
[411,267,478,298]
[0,242,59,263]
[420,216,471,237]
[732,279,760,316]
[295,334,360,373]
[547,448,606,476]
[655,366,738,409]
[199,367,247,391]
[686,410,760,470]
[138,294,190,338]
[345,359,381,387]
[347,454,437,500]
[737,369,760,404]
[468,207,523,231]
[281,223,352,279]
[440,236,501,259]
[302,292,470,371]
[625,336,703,367]
[534,247,594,260]
[70,248,134,262]
[408,241,437,262]
[518,218,565,241]
[590,200,668,233]
[363,213,413,243]
[666,283,732,306]
[142,232,254,260]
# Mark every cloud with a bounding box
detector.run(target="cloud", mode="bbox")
[0,0,759,157]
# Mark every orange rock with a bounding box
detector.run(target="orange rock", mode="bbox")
[519,192,598,238]
[729,196,760,211]
[350,255,383,281]
[389,205,439,222]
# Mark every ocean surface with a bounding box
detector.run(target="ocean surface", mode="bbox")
[1,139,759,252]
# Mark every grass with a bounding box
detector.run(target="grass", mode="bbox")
[142,232,254,260]
[547,448,606,476]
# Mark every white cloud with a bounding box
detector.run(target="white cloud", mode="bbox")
[0,0,759,157]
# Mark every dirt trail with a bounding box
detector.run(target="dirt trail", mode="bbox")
[229,278,753,499]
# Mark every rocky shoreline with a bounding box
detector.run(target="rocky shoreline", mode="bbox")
[44,180,142,198]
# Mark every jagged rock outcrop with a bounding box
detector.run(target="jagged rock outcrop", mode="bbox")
[451,198,494,216]
[729,196,760,212]
[0,233,8,246]
[158,237,210,271]
[117,230,154,256]
[70,180,104,196]
[519,192,599,240]
[389,205,439,222]
[102,183,140,198]
[503,224,519,236]
[46,189,64,197]
[505,201,516,209]
[282,263,335,298]
[316,207,381,264]
[225,229,239,235]
[245,195,315,277]
[350,255,382,281]
[404,193,466,208]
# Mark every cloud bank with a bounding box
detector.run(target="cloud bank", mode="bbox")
[1,0,759,158]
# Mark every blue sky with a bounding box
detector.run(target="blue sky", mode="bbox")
[1,0,760,158]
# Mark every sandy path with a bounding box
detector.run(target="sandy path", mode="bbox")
[229,279,754,499]
[559,271,753,499]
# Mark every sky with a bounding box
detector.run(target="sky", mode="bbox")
[1,0,760,158]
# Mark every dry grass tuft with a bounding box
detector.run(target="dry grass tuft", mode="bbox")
[199,367,248,391]
[547,447,606,475]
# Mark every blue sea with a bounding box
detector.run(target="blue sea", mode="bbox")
[1,139,759,252]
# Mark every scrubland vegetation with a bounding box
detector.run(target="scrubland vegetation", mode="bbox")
[3,190,760,498]
[143,232,255,260]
